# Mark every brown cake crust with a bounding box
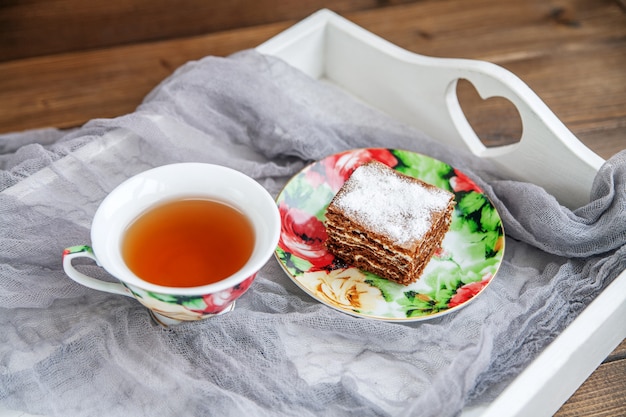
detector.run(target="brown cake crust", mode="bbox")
[325,161,455,285]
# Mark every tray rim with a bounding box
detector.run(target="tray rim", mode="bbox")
[256,9,626,417]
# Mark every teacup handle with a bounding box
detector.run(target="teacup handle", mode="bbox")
[62,245,133,298]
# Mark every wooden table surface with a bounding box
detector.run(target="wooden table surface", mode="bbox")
[1,0,624,415]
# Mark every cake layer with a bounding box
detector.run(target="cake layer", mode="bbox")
[326,199,453,284]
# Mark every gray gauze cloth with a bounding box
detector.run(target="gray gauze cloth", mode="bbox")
[1,50,625,417]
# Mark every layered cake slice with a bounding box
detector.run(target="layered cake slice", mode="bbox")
[325,161,455,285]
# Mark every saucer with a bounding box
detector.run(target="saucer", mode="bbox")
[274,148,505,321]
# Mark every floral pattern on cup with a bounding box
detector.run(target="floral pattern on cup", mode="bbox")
[125,274,257,321]
[275,148,505,321]
[63,245,256,322]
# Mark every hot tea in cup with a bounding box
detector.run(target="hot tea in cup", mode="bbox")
[122,198,255,288]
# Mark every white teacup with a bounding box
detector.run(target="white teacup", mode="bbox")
[62,163,280,326]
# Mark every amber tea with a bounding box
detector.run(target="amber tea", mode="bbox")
[122,198,255,287]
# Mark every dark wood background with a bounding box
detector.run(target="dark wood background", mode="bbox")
[1,0,624,415]
[1,0,625,160]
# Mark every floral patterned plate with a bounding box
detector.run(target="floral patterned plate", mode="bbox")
[275,148,505,321]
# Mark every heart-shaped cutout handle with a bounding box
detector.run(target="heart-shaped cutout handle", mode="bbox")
[456,78,523,149]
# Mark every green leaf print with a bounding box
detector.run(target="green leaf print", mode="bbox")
[281,173,334,221]
[480,203,502,232]
[147,292,179,303]
[181,297,207,310]
[452,212,480,234]
[395,271,467,318]
[482,230,502,258]
[290,255,313,275]
[392,150,453,190]
[364,273,404,302]
[276,248,312,276]
[457,192,487,215]
[399,291,447,317]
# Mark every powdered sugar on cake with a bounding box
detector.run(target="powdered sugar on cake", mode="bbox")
[332,162,452,247]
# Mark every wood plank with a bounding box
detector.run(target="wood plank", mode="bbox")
[555,357,626,417]
[0,0,419,61]
[607,338,626,361]
[0,23,291,132]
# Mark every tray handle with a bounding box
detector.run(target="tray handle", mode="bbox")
[258,9,605,208]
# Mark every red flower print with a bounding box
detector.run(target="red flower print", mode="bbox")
[197,274,256,314]
[229,274,256,300]
[448,274,492,308]
[450,169,482,193]
[278,202,334,270]
[323,149,398,192]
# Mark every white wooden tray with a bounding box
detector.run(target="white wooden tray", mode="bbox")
[257,9,626,416]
